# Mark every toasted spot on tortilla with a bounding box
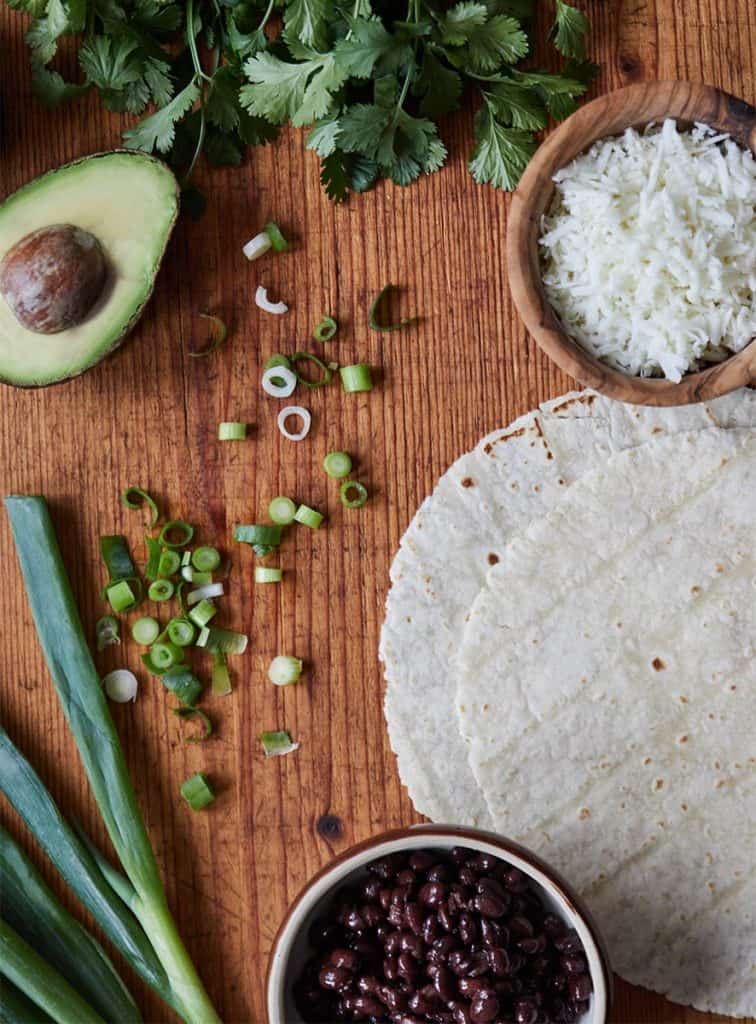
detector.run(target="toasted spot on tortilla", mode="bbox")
[461,477,475,488]
[643,756,652,765]
[487,553,499,566]
[691,585,702,595]
[652,426,663,434]
[652,657,666,671]
[681,803,689,811]
[579,807,591,820]
[483,442,493,454]
[680,695,689,703]
[678,735,689,744]
[653,778,664,791]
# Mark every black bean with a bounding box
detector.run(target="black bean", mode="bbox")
[508,915,535,939]
[433,965,456,1002]
[560,955,587,975]
[518,934,547,955]
[553,930,583,955]
[398,951,419,984]
[469,988,499,1023]
[469,853,499,874]
[351,940,381,962]
[405,902,424,935]
[384,956,400,982]
[567,974,592,1001]
[449,883,472,912]
[356,974,381,995]
[379,887,393,912]
[475,877,506,901]
[391,1015,424,1024]
[473,893,507,919]
[389,903,406,927]
[514,997,539,1024]
[328,948,359,971]
[479,918,505,947]
[449,847,469,865]
[379,985,408,1012]
[354,993,387,1018]
[530,955,553,976]
[318,966,353,992]
[400,931,425,960]
[423,914,441,945]
[542,913,565,938]
[457,867,477,888]
[438,903,455,933]
[420,881,447,907]
[427,864,451,883]
[448,950,473,976]
[344,907,367,932]
[408,988,440,1014]
[458,911,479,945]
[361,877,383,903]
[487,947,510,977]
[549,972,567,993]
[502,868,528,893]
[409,851,436,872]
[457,977,486,998]
[448,1002,471,1024]
[397,868,417,887]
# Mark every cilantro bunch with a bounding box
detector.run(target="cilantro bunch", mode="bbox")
[10,0,595,201]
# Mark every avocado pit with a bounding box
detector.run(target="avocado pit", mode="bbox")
[0,224,107,334]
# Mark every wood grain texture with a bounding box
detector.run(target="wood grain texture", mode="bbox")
[0,3,754,1022]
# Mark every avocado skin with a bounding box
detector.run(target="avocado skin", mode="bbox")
[0,151,180,389]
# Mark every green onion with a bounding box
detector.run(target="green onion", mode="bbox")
[167,618,196,647]
[144,536,162,581]
[162,665,203,707]
[264,354,291,390]
[234,523,282,557]
[294,504,324,530]
[313,315,338,342]
[196,626,248,655]
[149,641,183,671]
[191,546,221,572]
[4,496,221,1022]
[95,615,120,651]
[340,480,369,509]
[291,351,334,388]
[188,313,228,358]
[211,651,232,696]
[218,422,247,441]
[181,550,192,567]
[188,599,217,628]
[100,535,135,581]
[260,730,300,757]
[121,488,159,528]
[255,566,283,583]
[179,773,215,811]
[148,579,174,602]
[264,222,289,252]
[340,363,373,393]
[323,451,353,479]
[268,496,297,525]
[106,579,138,613]
[158,550,181,577]
[187,582,224,606]
[158,521,194,549]
[369,282,419,332]
[131,617,160,646]
[140,652,167,676]
[175,580,188,615]
[173,708,213,743]
[268,655,302,686]
[182,567,212,585]
[103,669,139,703]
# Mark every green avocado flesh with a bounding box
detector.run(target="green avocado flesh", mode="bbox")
[0,152,179,387]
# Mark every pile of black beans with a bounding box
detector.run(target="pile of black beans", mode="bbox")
[293,847,593,1024]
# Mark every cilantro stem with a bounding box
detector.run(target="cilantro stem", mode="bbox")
[185,0,213,84]
[255,0,276,36]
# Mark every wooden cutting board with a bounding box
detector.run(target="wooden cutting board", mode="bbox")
[0,3,753,1022]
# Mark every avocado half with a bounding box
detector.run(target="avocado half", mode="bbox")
[0,151,179,387]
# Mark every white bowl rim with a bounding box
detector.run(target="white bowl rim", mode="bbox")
[266,824,612,1024]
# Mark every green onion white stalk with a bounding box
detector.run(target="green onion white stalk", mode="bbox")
[277,406,311,441]
[268,656,303,687]
[103,669,139,703]
[255,286,288,315]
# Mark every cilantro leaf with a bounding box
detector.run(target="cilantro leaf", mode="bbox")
[31,63,89,106]
[284,0,332,51]
[122,78,200,153]
[483,78,547,130]
[26,0,70,63]
[237,110,279,146]
[468,100,535,189]
[306,114,342,157]
[205,127,244,166]
[144,56,174,107]
[241,51,345,127]
[340,104,446,184]
[438,2,488,45]
[414,53,463,118]
[338,104,391,158]
[7,0,48,17]
[206,65,242,131]
[320,150,350,201]
[133,0,182,34]
[79,35,143,92]
[445,14,529,71]
[551,1,589,60]
[335,16,412,77]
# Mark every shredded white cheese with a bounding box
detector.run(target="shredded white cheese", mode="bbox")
[539,119,756,382]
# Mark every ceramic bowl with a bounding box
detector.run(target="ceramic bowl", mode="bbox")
[266,824,612,1023]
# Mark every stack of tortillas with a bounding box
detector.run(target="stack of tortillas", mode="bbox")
[380,389,756,1016]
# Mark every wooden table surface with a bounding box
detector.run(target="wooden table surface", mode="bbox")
[1,2,754,1022]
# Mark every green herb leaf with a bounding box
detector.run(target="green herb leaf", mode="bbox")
[445,14,529,72]
[482,78,547,130]
[468,100,535,189]
[414,53,463,118]
[79,35,143,92]
[334,16,412,78]
[206,65,242,131]
[31,63,89,106]
[551,0,589,60]
[319,150,350,201]
[123,78,201,153]
[26,0,70,63]
[241,51,346,127]
[284,0,331,51]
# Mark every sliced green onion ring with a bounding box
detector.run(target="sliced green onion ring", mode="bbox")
[158,550,181,577]
[268,496,297,525]
[174,707,213,743]
[162,665,203,706]
[218,422,247,441]
[294,504,324,530]
[121,487,159,527]
[188,313,228,358]
[291,352,333,388]
[340,480,369,509]
[192,546,221,572]
[255,566,283,583]
[167,617,196,647]
[144,535,162,581]
[159,520,195,549]
[211,651,232,696]
[187,582,224,606]
[277,406,311,442]
[267,655,303,686]
[264,222,289,252]
[313,315,338,342]
[369,282,419,332]
[150,641,183,671]
[141,651,168,676]
[323,451,353,479]
[102,669,138,704]
[100,535,135,581]
[188,599,217,628]
[234,524,282,548]
[131,616,160,646]
[176,579,188,615]
[196,626,248,655]
[260,730,300,757]
[148,578,175,602]
[340,363,373,393]
[262,365,297,398]
[95,615,120,651]
[106,578,138,613]
[180,772,215,810]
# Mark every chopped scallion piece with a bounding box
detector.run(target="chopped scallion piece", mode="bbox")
[121,487,159,527]
[131,616,160,646]
[294,504,324,530]
[255,566,283,583]
[260,730,300,757]
[340,363,373,393]
[162,665,203,706]
[159,520,194,549]
[196,626,248,655]
[268,496,297,525]
[158,550,181,577]
[95,615,120,651]
[211,651,232,696]
[102,669,139,704]
[192,546,221,572]
[187,582,224,606]
[181,550,192,567]
[144,535,162,581]
[188,599,217,628]
[340,480,369,509]
[323,451,353,479]
[242,231,272,261]
[176,579,188,615]
[255,286,288,316]
[149,641,183,671]
[262,365,297,398]
[167,617,196,647]
[369,282,419,332]
[106,578,138,613]
[100,535,135,581]
[264,222,289,252]
[218,422,247,441]
[277,405,311,442]
[148,578,175,602]
[291,352,334,388]
[174,707,213,743]
[180,772,215,810]
[268,655,303,686]
[188,313,228,358]
[313,315,338,342]
[141,651,168,676]
[233,523,282,558]
[182,567,212,584]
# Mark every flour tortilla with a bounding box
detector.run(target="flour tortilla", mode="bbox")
[380,389,756,827]
[456,429,756,1016]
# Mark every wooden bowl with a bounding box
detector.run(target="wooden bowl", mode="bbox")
[507,81,756,406]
